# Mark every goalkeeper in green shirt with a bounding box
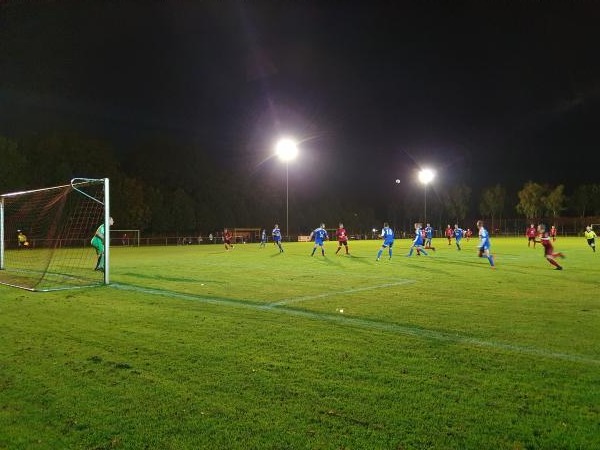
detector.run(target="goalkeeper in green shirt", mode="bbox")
[91,217,114,271]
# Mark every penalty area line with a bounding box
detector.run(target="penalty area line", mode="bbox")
[270,280,416,306]
[109,282,600,367]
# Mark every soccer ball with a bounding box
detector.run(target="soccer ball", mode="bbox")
[395,179,401,184]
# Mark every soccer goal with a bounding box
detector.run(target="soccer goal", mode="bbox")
[0,178,111,291]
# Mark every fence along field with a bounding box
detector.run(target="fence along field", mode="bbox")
[1,237,599,449]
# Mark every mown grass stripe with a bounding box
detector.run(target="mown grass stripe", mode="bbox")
[111,282,600,366]
[271,280,416,306]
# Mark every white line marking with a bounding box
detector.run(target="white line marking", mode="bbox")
[110,283,600,366]
[271,280,416,306]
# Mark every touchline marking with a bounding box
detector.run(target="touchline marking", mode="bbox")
[110,283,600,366]
[271,280,416,306]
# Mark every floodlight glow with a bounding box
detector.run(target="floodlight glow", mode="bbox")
[275,137,299,239]
[418,168,435,223]
[418,168,435,185]
[276,138,298,162]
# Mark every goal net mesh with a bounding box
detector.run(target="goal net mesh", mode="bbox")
[1,179,107,291]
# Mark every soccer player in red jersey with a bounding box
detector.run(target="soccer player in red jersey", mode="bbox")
[445,224,453,246]
[465,228,473,241]
[550,225,557,242]
[223,228,234,251]
[536,224,565,270]
[526,224,537,247]
[335,222,350,255]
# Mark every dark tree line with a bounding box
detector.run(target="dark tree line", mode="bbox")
[2,133,599,236]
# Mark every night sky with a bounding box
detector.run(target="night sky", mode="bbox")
[1,1,599,201]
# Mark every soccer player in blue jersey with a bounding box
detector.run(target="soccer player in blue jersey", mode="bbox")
[453,224,464,250]
[259,228,267,248]
[310,223,329,256]
[376,222,395,260]
[477,220,495,268]
[407,222,429,257]
[424,223,436,251]
[272,224,284,253]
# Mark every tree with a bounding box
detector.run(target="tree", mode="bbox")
[543,184,566,221]
[20,133,120,186]
[516,181,546,220]
[443,183,471,224]
[479,184,506,231]
[111,176,151,230]
[571,184,600,218]
[169,188,197,233]
[0,135,29,192]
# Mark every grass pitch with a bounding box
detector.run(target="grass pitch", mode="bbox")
[1,237,598,449]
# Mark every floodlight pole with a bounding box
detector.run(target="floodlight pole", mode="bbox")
[424,184,427,224]
[418,169,435,224]
[275,138,298,241]
[285,161,290,239]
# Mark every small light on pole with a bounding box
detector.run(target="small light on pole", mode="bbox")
[418,168,435,223]
[275,138,298,239]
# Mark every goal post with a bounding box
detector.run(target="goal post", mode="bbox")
[0,178,110,291]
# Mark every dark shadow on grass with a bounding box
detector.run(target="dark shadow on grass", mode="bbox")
[340,254,374,265]
[119,272,224,284]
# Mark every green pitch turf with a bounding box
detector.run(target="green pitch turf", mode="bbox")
[1,237,598,449]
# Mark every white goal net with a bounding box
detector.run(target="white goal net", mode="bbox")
[0,178,111,291]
